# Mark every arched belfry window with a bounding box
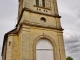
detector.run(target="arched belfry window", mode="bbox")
[42,0,45,7]
[36,39,54,60]
[36,0,45,7]
[36,0,39,6]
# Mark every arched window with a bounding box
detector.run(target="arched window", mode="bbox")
[36,39,54,60]
[42,0,45,7]
[36,0,39,6]
[36,0,45,7]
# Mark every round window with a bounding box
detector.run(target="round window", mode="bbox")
[40,17,46,22]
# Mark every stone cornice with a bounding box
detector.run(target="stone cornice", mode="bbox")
[16,8,61,27]
[21,20,64,31]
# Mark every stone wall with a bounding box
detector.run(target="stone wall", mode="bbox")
[18,25,66,60]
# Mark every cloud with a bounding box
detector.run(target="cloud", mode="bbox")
[58,3,75,17]
[0,45,2,60]
[64,30,79,44]
[57,0,80,17]
[69,47,80,54]
[63,30,80,60]
[72,6,80,18]
[71,52,80,60]
[76,19,80,29]
[66,42,80,49]
[0,0,18,59]
[66,42,80,54]
[0,0,18,19]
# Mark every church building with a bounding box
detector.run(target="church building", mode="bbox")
[2,0,66,60]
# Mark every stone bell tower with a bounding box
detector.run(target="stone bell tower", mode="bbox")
[2,0,66,60]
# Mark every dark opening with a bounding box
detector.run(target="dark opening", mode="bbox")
[42,0,45,7]
[9,41,11,46]
[36,0,39,6]
[40,17,46,22]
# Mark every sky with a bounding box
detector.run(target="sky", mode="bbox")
[0,0,80,60]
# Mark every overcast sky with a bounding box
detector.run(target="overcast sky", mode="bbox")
[0,0,80,60]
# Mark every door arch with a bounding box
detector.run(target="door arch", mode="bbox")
[36,39,54,60]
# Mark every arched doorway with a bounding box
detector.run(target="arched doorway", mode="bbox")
[36,39,54,60]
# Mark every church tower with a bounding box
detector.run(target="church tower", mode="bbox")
[2,0,66,60]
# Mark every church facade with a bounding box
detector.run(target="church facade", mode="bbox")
[2,0,66,60]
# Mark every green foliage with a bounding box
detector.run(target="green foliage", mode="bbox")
[66,56,73,60]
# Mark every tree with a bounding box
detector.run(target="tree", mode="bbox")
[66,56,74,60]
